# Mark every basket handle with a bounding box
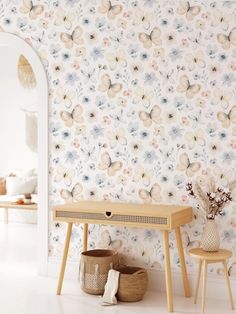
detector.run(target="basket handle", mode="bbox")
[133,269,146,275]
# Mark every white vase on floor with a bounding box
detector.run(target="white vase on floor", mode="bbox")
[201,219,220,252]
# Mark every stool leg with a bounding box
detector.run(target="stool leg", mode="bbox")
[223,261,234,310]
[202,260,208,314]
[194,259,202,304]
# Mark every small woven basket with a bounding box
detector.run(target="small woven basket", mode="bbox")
[116,266,148,302]
[79,249,119,295]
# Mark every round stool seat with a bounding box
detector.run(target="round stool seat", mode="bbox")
[189,248,232,261]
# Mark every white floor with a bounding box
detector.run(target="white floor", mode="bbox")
[0,223,234,314]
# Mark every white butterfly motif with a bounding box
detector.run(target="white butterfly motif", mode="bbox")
[138,27,162,49]
[60,26,83,49]
[177,153,201,177]
[98,74,122,98]
[139,183,161,203]
[217,27,236,50]
[60,183,83,203]
[60,105,84,127]
[20,0,44,19]
[98,152,122,176]
[98,0,123,19]
[98,230,122,250]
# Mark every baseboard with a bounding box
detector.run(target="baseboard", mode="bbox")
[46,258,236,301]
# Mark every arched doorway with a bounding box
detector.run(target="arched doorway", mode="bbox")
[0,32,48,274]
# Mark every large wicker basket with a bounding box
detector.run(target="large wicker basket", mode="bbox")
[116,266,148,302]
[79,249,119,295]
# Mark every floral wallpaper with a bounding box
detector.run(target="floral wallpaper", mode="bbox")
[1,0,236,276]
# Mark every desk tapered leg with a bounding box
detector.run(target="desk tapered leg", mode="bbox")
[163,230,173,312]
[175,227,191,297]
[83,223,88,252]
[57,222,73,295]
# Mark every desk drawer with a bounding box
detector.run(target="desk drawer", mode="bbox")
[55,210,169,228]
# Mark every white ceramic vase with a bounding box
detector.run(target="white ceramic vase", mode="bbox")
[201,219,220,252]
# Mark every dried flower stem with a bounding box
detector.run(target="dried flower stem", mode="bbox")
[186,181,233,220]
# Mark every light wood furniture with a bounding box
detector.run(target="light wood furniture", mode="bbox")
[0,201,37,224]
[188,248,234,314]
[53,201,192,312]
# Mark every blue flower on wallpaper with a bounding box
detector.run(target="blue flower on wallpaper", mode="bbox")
[95,17,106,31]
[91,125,104,139]
[50,44,61,58]
[65,72,79,86]
[127,44,139,58]
[169,48,183,61]
[173,175,185,189]
[173,18,185,32]
[62,130,71,140]
[173,97,185,110]
[160,97,169,105]
[169,126,183,139]
[65,0,80,7]
[140,52,149,61]
[50,122,61,137]
[62,52,71,61]
[128,122,139,136]
[144,72,157,85]
[144,229,157,241]
[218,53,228,62]
[91,46,104,60]
[17,17,27,31]
[206,124,217,137]
[82,174,90,183]
[95,174,106,187]
[64,150,79,164]
[82,96,90,104]
[222,230,236,243]
[143,151,158,164]
[222,152,236,164]
[218,131,228,141]
[140,130,149,139]
[222,73,236,86]
[143,0,158,7]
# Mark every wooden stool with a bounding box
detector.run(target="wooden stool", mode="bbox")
[189,248,234,314]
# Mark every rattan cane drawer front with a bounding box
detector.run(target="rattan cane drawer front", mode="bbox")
[55,210,169,228]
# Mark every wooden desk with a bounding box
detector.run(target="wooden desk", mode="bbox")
[0,201,37,224]
[53,201,192,312]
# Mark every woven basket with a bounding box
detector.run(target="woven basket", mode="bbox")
[79,249,119,295]
[116,266,148,302]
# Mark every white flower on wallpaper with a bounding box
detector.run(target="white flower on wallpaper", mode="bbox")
[1,0,236,274]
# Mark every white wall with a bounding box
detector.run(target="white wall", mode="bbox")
[0,46,37,176]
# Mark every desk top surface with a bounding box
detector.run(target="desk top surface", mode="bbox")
[54,200,191,217]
